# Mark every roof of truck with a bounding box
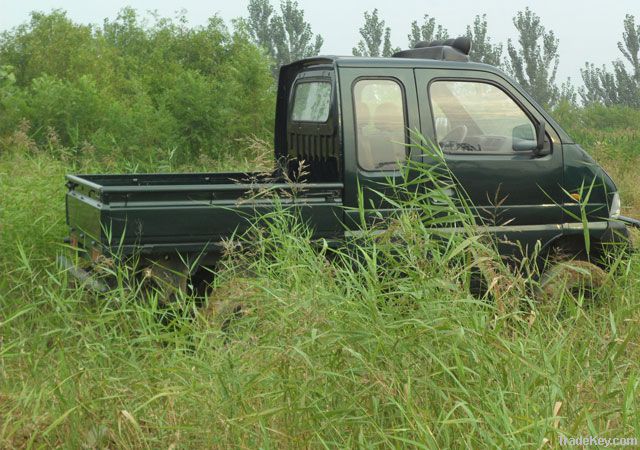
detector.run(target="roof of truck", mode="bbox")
[280,55,574,145]
[289,55,503,76]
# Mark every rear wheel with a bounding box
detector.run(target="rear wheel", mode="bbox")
[203,277,256,333]
[136,256,193,328]
[139,262,188,306]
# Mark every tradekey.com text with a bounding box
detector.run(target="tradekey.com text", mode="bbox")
[559,435,638,447]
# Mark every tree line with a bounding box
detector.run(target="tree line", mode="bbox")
[245,0,640,109]
[0,4,637,164]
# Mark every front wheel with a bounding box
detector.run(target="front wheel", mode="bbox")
[536,259,608,301]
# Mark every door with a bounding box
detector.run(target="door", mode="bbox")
[340,67,420,227]
[415,69,565,239]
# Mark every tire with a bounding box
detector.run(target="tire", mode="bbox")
[536,259,608,301]
[202,276,257,335]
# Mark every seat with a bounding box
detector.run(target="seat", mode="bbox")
[365,102,406,169]
[355,103,375,169]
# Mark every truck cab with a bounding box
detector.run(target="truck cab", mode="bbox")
[276,39,629,259]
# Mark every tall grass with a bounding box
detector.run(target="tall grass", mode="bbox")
[1,137,639,447]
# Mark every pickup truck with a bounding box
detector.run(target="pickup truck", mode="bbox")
[61,37,638,295]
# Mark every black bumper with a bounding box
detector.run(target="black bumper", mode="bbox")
[598,217,637,256]
[619,215,640,229]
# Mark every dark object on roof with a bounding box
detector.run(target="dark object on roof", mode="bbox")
[393,36,472,62]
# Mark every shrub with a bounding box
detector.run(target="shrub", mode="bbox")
[0,9,275,166]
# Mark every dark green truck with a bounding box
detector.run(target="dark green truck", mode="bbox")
[61,38,638,293]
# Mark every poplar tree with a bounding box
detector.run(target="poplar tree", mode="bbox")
[465,14,502,67]
[352,9,399,57]
[581,14,640,107]
[407,14,448,47]
[506,8,560,107]
[246,0,323,75]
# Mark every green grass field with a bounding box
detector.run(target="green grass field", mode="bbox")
[1,124,640,448]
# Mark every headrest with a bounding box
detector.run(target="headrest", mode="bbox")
[356,102,370,125]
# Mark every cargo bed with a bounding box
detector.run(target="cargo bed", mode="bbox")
[65,172,344,256]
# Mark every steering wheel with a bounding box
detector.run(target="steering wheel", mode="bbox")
[441,125,468,145]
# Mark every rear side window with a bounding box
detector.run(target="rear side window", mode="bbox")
[353,79,407,171]
[429,80,537,154]
[291,81,332,122]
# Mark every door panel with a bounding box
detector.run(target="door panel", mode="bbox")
[415,69,564,228]
[340,68,421,227]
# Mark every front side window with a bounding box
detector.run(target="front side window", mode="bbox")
[291,81,332,122]
[429,81,537,154]
[353,79,407,171]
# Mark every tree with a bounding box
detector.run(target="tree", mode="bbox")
[581,63,621,105]
[245,0,323,76]
[352,9,398,57]
[407,15,448,48]
[272,1,323,64]
[558,78,578,106]
[618,14,640,79]
[246,0,275,59]
[0,10,103,85]
[506,8,560,107]
[580,14,640,107]
[465,14,502,67]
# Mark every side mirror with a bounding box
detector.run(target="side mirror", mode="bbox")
[512,123,536,151]
[511,122,548,155]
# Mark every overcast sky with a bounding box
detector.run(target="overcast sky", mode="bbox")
[1,0,638,84]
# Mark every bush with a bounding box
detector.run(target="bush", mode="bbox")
[0,9,275,166]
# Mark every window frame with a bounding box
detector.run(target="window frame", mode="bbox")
[351,76,409,172]
[289,79,333,124]
[427,77,548,156]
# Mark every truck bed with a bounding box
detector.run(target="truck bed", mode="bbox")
[65,171,344,256]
